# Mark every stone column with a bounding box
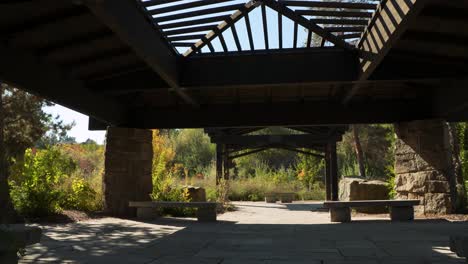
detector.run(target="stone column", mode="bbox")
[104,127,153,217]
[394,120,455,214]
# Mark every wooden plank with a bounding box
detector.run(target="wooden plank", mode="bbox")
[128,99,433,131]
[282,1,378,10]
[231,23,242,51]
[184,1,258,56]
[295,10,373,18]
[244,13,255,50]
[293,22,298,48]
[0,42,127,125]
[180,49,359,87]
[152,3,245,23]
[210,134,341,145]
[261,4,269,50]
[85,0,198,106]
[278,12,283,49]
[149,0,234,15]
[342,0,428,104]
[264,0,355,51]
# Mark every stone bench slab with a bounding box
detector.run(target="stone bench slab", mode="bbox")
[323,200,420,223]
[129,201,218,208]
[129,201,218,222]
[323,199,420,208]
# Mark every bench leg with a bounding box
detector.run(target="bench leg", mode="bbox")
[197,207,217,222]
[136,207,159,220]
[390,206,414,221]
[280,196,293,203]
[330,207,351,222]
[265,196,277,203]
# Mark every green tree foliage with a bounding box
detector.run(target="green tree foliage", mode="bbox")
[0,83,73,222]
[1,84,73,159]
[170,129,215,174]
[296,154,325,191]
[9,148,76,217]
[338,124,395,179]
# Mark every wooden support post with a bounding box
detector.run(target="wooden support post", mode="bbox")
[325,148,332,201]
[223,145,230,181]
[328,142,339,201]
[216,144,223,185]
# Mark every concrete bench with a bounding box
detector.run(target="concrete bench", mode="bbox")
[264,193,295,203]
[450,236,468,262]
[129,201,218,222]
[323,200,420,222]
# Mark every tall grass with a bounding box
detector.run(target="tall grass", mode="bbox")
[176,162,325,202]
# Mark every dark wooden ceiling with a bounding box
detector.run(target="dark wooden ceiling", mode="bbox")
[0,0,467,129]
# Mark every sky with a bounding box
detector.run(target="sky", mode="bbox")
[43,105,106,144]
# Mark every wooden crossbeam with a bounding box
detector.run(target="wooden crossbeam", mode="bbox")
[262,0,355,51]
[85,0,198,107]
[281,1,378,10]
[0,42,127,125]
[342,0,428,104]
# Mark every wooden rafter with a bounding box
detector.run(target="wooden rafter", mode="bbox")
[262,0,356,51]
[184,1,259,57]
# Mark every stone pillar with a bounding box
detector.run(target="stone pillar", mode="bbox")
[394,120,456,214]
[104,127,153,217]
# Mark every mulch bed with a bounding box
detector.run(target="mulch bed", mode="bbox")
[23,210,107,224]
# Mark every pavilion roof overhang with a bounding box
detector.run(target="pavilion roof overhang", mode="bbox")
[1,0,468,130]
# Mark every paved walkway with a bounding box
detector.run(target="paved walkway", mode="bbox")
[21,201,468,263]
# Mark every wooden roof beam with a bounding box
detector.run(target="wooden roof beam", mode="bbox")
[342,0,428,104]
[0,42,127,125]
[184,1,259,57]
[84,0,198,107]
[262,0,356,52]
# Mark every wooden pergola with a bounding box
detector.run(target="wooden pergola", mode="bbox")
[205,126,348,200]
[0,0,467,128]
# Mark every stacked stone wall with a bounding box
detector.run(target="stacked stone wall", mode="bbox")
[104,127,153,217]
[394,120,455,214]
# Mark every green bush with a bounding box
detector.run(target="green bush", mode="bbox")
[9,148,76,217]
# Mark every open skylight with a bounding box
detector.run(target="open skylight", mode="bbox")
[138,0,382,56]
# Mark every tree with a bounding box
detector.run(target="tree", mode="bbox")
[170,129,215,175]
[352,125,366,177]
[0,83,73,223]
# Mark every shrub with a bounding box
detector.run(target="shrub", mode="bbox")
[9,148,76,217]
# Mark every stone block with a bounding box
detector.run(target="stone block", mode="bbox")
[339,177,389,213]
[390,206,414,221]
[136,207,160,220]
[330,207,351,222]
[395,173,427,193]
[427,180,450,193]
[395,120,455,215]
[265,194,277,203]
[424,193,452,214]
[183,186,207,202]
[197,207,217,222]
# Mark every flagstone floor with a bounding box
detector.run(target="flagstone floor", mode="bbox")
[21,201,468,264]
